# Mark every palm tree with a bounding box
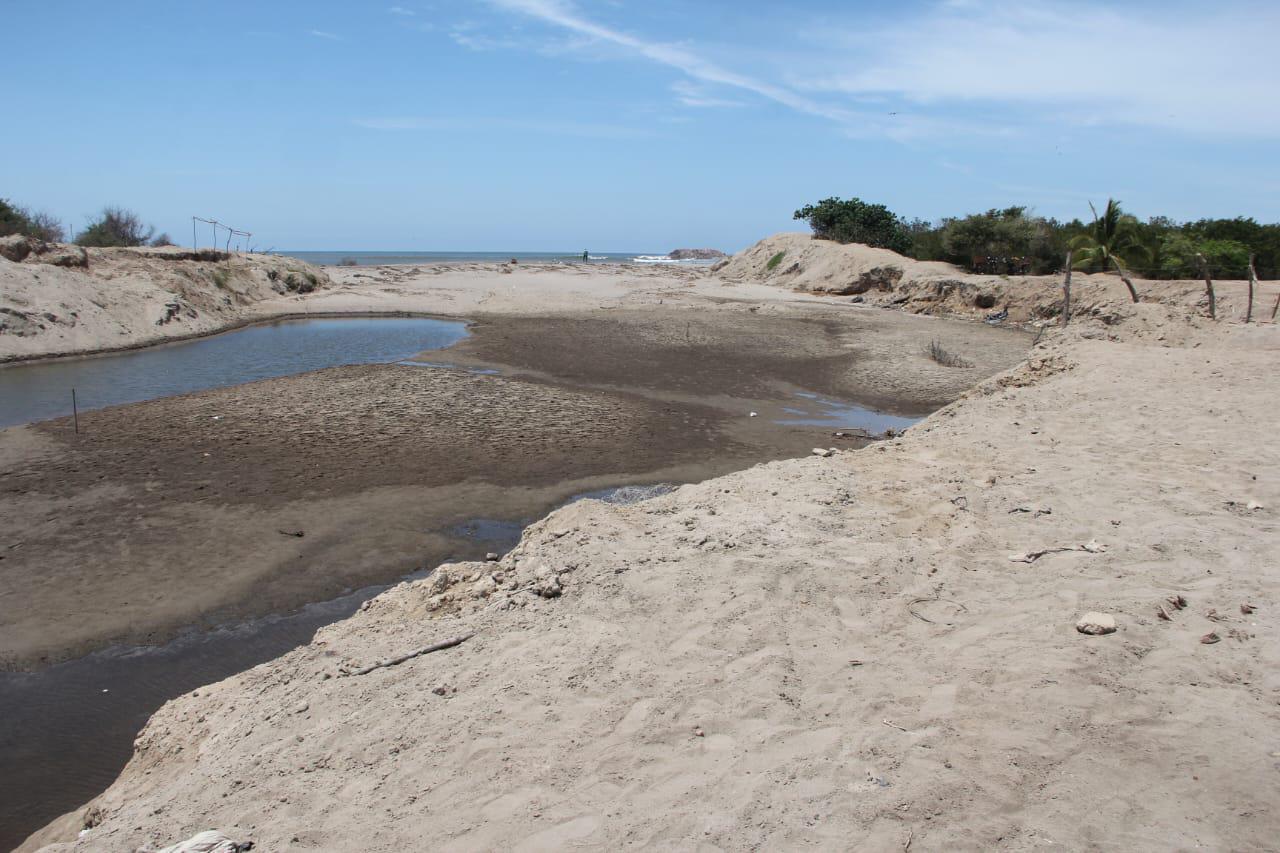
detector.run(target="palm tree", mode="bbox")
[1070,199,1149,303]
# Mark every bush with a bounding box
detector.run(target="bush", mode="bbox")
[75,206,155,247]
[765,251,786,271]
[151,233,174,247]
[793,197,911,253]
[0,198,64,241]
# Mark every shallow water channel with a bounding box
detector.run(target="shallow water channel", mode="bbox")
[0,484,667,850]
[0,316,469,428]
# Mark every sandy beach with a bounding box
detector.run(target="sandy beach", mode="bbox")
[4,238,1279,851]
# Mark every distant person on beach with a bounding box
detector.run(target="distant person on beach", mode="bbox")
[582,250,589,262]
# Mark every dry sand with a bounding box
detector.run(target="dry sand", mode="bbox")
[8,237,1280,851]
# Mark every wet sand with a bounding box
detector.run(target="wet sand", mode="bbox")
[0,304,1027,671]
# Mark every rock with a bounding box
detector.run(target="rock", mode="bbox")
[471,575,499,598]
[294,701,309,714]
[31,242,89,269]
[532,576,563,598]
[849,295,865,303]
[1075,612,1117,635]
[812,448,834,458]
[485,552,499,562]
[974,292,997,309]
[0,234,32,262]
[667,248,726,260]
[824,265,903,295]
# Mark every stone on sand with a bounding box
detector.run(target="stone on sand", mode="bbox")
[1075,612,1117,635]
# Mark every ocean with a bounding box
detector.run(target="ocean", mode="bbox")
[278,251,716,267]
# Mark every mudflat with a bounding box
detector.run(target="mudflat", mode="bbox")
[0,299,1028,671]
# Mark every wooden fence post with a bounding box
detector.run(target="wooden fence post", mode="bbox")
[1246,254,1257,324]
[1196,253,1216,320]
[1060,249,1073,327]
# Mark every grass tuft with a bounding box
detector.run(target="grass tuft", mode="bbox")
[765,251,786,271]
[925,340,972,368]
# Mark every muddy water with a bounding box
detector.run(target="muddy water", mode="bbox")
[0,316,469,428]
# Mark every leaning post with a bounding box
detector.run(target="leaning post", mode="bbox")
[1060,249,1073,327]
[1196,253,1216,320]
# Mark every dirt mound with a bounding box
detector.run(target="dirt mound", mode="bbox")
[715,232,1258,342]
[0,248,331,362]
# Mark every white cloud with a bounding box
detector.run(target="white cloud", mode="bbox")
[308,29,342,41]
[797,0,1280,137]
[388,5,415,15]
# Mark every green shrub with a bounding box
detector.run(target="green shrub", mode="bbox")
[0,197,64,241]
[765,251,786,271]
[793,197,911,253]
[76,206,154,247]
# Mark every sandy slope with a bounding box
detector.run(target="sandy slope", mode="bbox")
[27,262,1280,849]
[0,245,331,362]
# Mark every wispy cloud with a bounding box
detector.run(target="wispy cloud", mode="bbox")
[796,0,1280,137]
[388,5,415,15]
[671,81,744,110]
[353,116,650,139]
[308,29,343,41]
[486,0,850,122]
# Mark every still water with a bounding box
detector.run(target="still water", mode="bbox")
[0,317,469,428]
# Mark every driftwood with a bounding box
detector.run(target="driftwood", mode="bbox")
[1008,540,1106,563]
[1060,249,1073,327]
[1196,253,1216,319]
[345,632,475,677]
[1246,254,1257,323]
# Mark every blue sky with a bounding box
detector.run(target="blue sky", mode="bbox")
[4,0,1279,251]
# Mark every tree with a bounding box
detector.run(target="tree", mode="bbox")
[75,206,155,247]
[1158,233,1250,279]
[150,232,174,247]
[792,197,911,253]
[1070,199,1149,302]
[942,207,1037,265]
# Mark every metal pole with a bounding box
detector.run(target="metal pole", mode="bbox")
[72,388,79,434]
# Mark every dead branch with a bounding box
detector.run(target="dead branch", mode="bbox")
[1008,540,1106,563]
[344,633,475,677]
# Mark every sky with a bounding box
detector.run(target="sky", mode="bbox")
[4,0,1279,251]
